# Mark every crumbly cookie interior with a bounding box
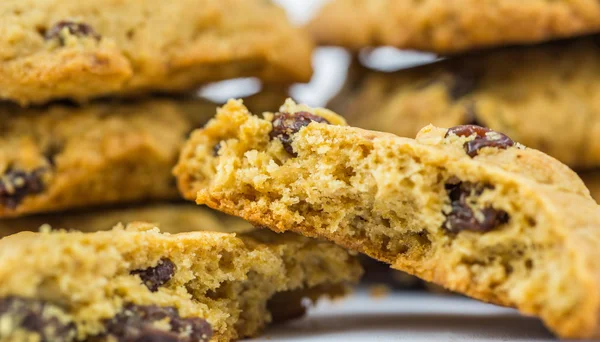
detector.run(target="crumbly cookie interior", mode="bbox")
[0,224,361,341]
[175,99,599,338]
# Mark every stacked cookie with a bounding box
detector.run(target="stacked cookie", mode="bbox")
[308,0,600,202]
[0,2,364,341]
[6,2,600,341]
[0,0,313,223]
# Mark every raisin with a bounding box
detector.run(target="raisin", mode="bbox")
[442,181,509,233]
[0,168,45,209]
[105,304,212,342]
[269,111,330,156]
[0,296,76,342]
[446,125,514,157]
[131,258,176,292]
[212,142,222,157]
[45,21,100,44]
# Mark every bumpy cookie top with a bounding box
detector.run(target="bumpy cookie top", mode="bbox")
[177,99,588,200]
[308,0,600,52]
[0,98,213,216]
[333,37,600,168]
[0,0,313,105]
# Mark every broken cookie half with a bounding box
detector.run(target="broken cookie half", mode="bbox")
[0,223,361,341]
[175,99,600,339]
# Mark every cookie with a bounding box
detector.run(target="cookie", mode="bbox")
[329,57,468,142]
[0,203,254,238]
[0,90,286,218]
[0,98,205,218]
[0,223,361,341]
[331,37,600,168]
[0,0,311,105]
[175,99,600,339]
[308,0,600,53]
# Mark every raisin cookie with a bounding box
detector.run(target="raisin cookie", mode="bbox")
[0,90,286,218]
[331,37,600,168]
[308,0,600,53]
[0,223,361,341]
[175,99,600,339]
[0,203,254,238]
[0,0,311,105]
[0,98,209,217]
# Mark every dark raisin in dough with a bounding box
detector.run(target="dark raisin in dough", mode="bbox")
[443,181,509,233]
[45,21,100,44]
[131,258,176,292]
[270,111,330,156]
[105,304,212,342]
[212,142,222,157]
[446,125,514,157]
[0,169,45,209]
[0,296,76,341]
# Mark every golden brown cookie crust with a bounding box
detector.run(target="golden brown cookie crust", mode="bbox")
[0,0,312,105]
[308,0,600,53]
[0,224,361,341]
[175,99,600,339]
[0,98,206,217]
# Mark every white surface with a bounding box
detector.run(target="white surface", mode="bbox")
[272,0,329,25]
[359,48,438,72]
[291,47,351,107]
[251,291,557,342]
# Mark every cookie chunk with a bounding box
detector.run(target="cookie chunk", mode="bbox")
[0,98,206,217]
[0,90,286,218]
[308,0,600,53]
[0,223,361,341]
[0,203,254,238]
[175,99,600,339]
[0,0,311,105]
[331,37,600,168]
